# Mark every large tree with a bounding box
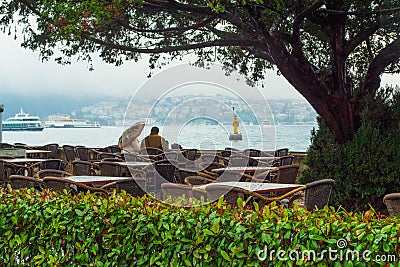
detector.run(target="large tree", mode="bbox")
[1,0,399,143]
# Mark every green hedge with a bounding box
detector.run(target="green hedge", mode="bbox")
[1,188,400,266]
[301,120,400,212]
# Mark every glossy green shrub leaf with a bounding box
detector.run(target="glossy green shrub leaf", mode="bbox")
[0,188,399,266]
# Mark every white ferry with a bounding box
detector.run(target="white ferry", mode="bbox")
[44,115,101,128]
[261,120,273,127]
[2,109,44,131]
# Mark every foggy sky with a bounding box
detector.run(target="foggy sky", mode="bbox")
[0,34,398,100]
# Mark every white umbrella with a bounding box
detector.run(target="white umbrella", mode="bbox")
[119,122,145,153]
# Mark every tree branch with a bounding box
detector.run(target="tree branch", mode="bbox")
[293,0,325,40]
[363,37,400,93]
[81,32,262,54]
[292,0,325,57]
[318,6,400,16]
[344,27,377,57]
[123,17,216,34]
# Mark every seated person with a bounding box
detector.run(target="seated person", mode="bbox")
[140,126,169,151]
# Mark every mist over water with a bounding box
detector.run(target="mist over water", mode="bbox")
[3,124,316,152]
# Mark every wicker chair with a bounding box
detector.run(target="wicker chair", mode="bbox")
[0,160,32,185]
[220,150,231,158]
[62,145,76,163]
[146,160,177,195]
[97,161,128,177]
[184,176,215,186]
[76,147,91,161]
[199,162,226,172]
[0,143,14,148]
[72,160,96,176]
[154,160,178,182]
[97,152,121,161]
[243,149,261,157]
[37,169,69,178]
[42,177,108,197]
[176,169,197,184]
[101,177,146,197]
[200,154,219,164]
[221,147,240,158]
[271,155,294,167]
[228,153,250,167]
[267,165,299,183]
[13,143,29,149]
[41,159,66,171]
[42,177,77,193]
[44,143,59,159]
[274,148,289,157]
[161,183,193,201]
[288,179,335,211]
[383,193,400,216]
[183,149,198,160]
[9,175,42,190]
[140,147,164,156]
[205,184,307,208]
[105,145,121,154]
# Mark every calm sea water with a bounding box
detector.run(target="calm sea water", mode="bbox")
[2,124,317,152]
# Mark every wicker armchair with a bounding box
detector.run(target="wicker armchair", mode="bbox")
[101,177,146,197]
[72,160,96,176]
[105,145,121,154]
[44,143,59,159]
[243,149,261,157]
[199,161,226,172]
[383,193,400,216]
[260,164,299,184]
[0,160,33,185]
[274,148,289,157]
[41,159,66,171]
[76,147,91,161]
[42,177,108,197]
[228,153,250,167]
[97,161,128,177]
[140,147,164,156]
[303,179,334,210]
[205,184,307,208]
[97,152,122,161]
[271,155,294,167]
[37,169,69,178]
[183,149,198,160]
[200,154,219,164]
[146,160,177,196]
[9,175,42,190]
[175,169,197,184]
[42,177,77,193]
[0,143,14,148]
[62,145,76,163]
[184,176,215,186]
[286,179,335,210]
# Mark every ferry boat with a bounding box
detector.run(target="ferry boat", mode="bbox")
[2,109,44,131]
[44,115,100,128]
[261,120,273,127]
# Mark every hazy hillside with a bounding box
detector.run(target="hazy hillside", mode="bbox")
[0,92,122,119]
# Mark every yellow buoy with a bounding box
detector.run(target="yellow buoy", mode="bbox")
[229,107,242,140]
